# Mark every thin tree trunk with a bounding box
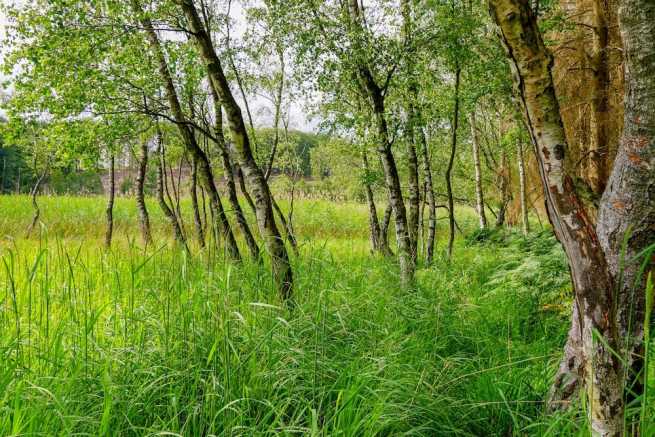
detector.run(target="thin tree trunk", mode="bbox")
[135,139,152,245]
[264,46,285,181]
[446,67,461,259]
[180,0,292,298]
[190,156,206,248]
[489,2,624,433]
[272,197,299,256]
[587,0,611,196]
[346,0,414,286]
[155,131,188,251]
[26,169,47,238]
[133,0,241,261]
[495,150,510,228]
[419,128,437,264]
[211,89,261,261]
[362,149,383,254]
[470,111,487,229]
[401,0,420,262]
[104,153,116,249]
[517,139,530,235]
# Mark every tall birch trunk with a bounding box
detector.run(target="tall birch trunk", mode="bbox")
[155,132,188,251]
[133,0,240,261]
[446,67,461,259]
[517,139,530,235]
[211,90,261,261]
[346,0,414,285]
[179,0,293,298]
[190,156,206,248]
[470,111,487,229]
[104,153,116,249]
[488,1,635,433]
[135,139,152,245]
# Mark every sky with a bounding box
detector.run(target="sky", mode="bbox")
[0,0,316,131]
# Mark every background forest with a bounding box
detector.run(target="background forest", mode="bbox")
[0,0,653,435]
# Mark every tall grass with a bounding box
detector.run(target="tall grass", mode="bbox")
[0,195,652,435]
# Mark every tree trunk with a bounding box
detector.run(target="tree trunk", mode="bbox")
[401,0,420,262]
[272,196,299,256]
[488,1,624,433]
[26,169,47,238]
[587,0,611,196]
[104,153,116,249]
[361,149,392,256]
[470,110,487,229]
[155,131,188,251]
[264,46,285,182]
[446,67,461,259]
[346,0,414,286]
[419,127,437,264]
[133,0,241,261]
[596,0,655,421]
[180,0,292,298]
[135,139,152,245]
[211,90,261,261]
[495,150,510,228]
[517,139,530,235]
[190,156,206,248]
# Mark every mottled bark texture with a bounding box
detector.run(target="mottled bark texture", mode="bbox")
[179,0,293,299]
[190,156,206,248]
[347,0,414,286]
[211,90,261,261]
[26,169,47,238]
[401,0,421,262]
[488,1,626,434]
[133,0,240,261]
[136,139,152,245]
[104,154,116,249]
[446,67,461,259]
[596,0,655,415]
[470,111,488,229]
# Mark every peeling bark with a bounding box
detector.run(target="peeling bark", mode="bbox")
[488,1,624,433]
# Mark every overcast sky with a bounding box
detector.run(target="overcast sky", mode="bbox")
[0,1,317,131]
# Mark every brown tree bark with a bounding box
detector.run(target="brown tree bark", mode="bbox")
[469,111,487,229]
[587,0,611,196]
[135,139,152,245]
[488,1,644,433]
[179,0,293,298]
[133,0,240,261]
[495,150,511,228]
[362,149,392,256]
[596,0,655,419]
[104,153,116,249]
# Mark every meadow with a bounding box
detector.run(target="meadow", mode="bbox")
[0,195,652,436]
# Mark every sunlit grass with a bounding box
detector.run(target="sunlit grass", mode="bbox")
[0,194,652,435]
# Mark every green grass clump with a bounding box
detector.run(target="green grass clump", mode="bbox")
[0,195,653,435]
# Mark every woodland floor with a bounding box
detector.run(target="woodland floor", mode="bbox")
[0,195,653,436]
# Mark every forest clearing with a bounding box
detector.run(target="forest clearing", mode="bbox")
[0,0,653,435]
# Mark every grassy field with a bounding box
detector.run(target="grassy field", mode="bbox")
[0,195,652,436]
